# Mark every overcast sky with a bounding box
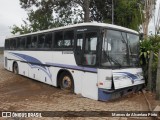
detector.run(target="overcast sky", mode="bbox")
[0,0,159,47]
[0,0,27,47]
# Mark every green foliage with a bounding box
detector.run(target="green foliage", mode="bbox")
[11,0,147,34]
[140,35,160,64]
[11,21,32,34]
[140,35,160,86]
[114,0,142,31]
[89,0,144,31]
[11,0,64,34]
[90,0,112,22]
[54,0,83,25]
[11,0,83,34]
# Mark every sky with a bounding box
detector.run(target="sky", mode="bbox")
[0,0,27,47]
[0,0,159,47]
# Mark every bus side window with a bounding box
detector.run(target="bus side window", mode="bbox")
[83,32,97,66]
[20,37,26,49]
[44,33,52,49]
[38,34,45,49]
[10,38,16,50]
[54,32,63,48]
[64,30,74,48]
[26,36,32,48]
[31,36,38,48]
[17,38,20,49]
[75,34,83,65]
[5,39,10,50]
[10,39,13,49]
[77,34,83,50]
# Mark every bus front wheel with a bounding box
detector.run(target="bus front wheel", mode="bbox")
[59,72,74,93]
[13,62,19,74]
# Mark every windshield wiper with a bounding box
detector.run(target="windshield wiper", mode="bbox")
[102,47,122,67]
[108,55,122,67]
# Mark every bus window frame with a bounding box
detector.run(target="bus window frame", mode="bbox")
[16,37,26,50]
[5,39,10,50]
[10,38,17,50]
[74,27,101,68]
[99,28,140,69]
[30,35,38,49]
[53,28,75,51]
[42,32,53,50]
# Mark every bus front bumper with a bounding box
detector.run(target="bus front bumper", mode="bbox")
[98,84,144,101]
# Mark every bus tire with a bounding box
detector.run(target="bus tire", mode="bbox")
[13,62,19,74]
[59,72,74,93]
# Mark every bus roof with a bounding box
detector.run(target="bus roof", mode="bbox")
[6,22,139,39]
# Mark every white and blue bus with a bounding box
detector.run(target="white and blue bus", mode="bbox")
[4,23,145,101]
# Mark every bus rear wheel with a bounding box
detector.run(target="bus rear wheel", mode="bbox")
[13,62,19,74]
[59,72,74,93]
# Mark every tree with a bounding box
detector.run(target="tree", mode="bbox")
[90,0,112,22]
[90,0,156,32]
[11,0,152,34]
[11,0,85,34]
[11,20,32,34]
[84,0,90,22]
[142,0,156,37]
[54,0,83,25]
[11,0,63,34]
[114,0,142,31]
[89,0,144,31]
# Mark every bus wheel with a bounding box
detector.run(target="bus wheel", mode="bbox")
[13,62,19,74]
[59,72,74,92]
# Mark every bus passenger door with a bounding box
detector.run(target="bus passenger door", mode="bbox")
[74,31,99,100]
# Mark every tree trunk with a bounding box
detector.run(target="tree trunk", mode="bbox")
[156,50,160,100]
[142,0,155,38]
[147,51,153,91]
[84,0,90,22]
[143,20,149,38]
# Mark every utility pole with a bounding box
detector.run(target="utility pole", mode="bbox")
[112,0,114,24]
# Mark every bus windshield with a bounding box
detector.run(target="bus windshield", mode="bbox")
[101,29,139,68]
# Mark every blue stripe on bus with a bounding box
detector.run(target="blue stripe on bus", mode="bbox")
[10,52,46,69]
[9,52,52,80]
[46,62,97,73]
[9,52,97,73]
[113,72,138,81]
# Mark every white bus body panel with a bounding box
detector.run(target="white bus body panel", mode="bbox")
[97,68,144,90]
[81,72,98,100]
[112,68,144,89]
[4,50,144,101]
[18,61,29,76]
[53,51,76,65]
[97,69,112,89]
[4,51,99,100]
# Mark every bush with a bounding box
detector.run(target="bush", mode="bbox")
[140,35,160,91]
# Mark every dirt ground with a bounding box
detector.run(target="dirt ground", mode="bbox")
[0,54,159,120]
